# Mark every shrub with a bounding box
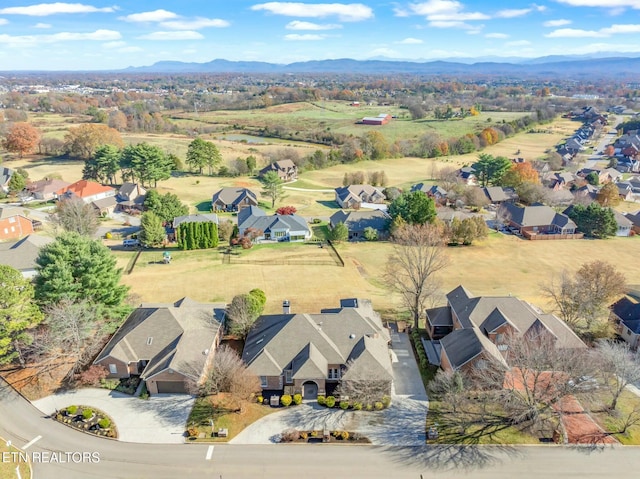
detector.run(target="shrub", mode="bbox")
[98,418,111,429]
[257,396,264,404]
[339,401,349,410]
[374,402,384,411]
[382,396,391,408]
[281,429,299,442]
[78,365,109,386]
[317,395,326,406]
[300,431,308,440]
[280,394,292,407]
[366,404,373,411]
[187,427,198,437]
[333,430,341,438]
[310,430,318,437]
[82,408,94,420]
[353,402,363,411]
[341,431,350,441]
[105,232,112,239]
[66,405,78,415]
[325,396,336,408]
[293,393,302,405]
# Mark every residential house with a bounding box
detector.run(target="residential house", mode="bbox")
[94,298,226,395]
[616,183,634,202]
[116,182,147,213]
[334,185,385,209]
[613,210,633,237]
[426,285,586,372]
[573,183,599,202]
[259,160,298,182]
[411,183,447,202]
[329,210,389,240]
[211,187,258,212]
[0,208,35,241]
[0,167,14,193]
[546,172,577,191]
[626,211,640,234]
[483,186,518,204]
[499,203,580,239]
[457,166,477,185]
[237,206,310,242]
[242,298,392,399]
[25,178,71,201]
[56,179,117,216]
[0,234,53,278]
[577,167,622,184]
[611,295,640,349]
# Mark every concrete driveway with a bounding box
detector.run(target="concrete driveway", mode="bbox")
[32,388,194,443]
[231,326,429,446]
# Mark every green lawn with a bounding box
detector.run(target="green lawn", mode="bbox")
[0,439,31,479]
[582,386,640,445]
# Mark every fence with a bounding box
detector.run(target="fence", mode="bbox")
[325,240,345,267]
[523,231,584,240]
[124,249,142,274]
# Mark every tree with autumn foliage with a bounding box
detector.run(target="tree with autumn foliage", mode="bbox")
[502,162,540,188]
[596,182,621,208]
[276,206,297,215]
[64,124,123,160]
[2,122,40,157]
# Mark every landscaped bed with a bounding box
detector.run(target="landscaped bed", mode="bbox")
[54,405,117,439]
[279,429,370,444]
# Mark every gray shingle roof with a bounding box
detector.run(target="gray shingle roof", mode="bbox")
[173,213,219,229]
[0,167,13,187]
[440,328,506,371]
[0,234,53,272]
[501,203,576,230]
[329,209,389,232]
[211,187,258,207]
[334,185,384,203]
[238,206,309,236]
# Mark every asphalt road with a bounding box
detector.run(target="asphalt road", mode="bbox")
[3,378,640,479]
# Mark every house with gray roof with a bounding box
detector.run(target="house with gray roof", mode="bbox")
[426,285,586,372]
[483,186,518,204]
[329,210,389,241]
[211,187,258,212]
[94,298,225,395]
[0,234,53,278]
[411,183,447,201]
[243,298,392,400]
[611,294,640,349]
[334,185,385,209]
[0,167,14,193]
[25,178,70,201]
[237,206,310,242]
[613,210,633,237]
[499,203,580,239]
[172,213,219,229]
[259,160,298,182]
[116,182,147,212]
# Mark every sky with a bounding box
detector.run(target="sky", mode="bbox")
[1,1,640,70]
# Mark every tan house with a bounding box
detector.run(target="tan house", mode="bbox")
[259,160,298,182]
[25,178,71,201]
[243,299,392,400]
[94,298,225,395]
[426,285,586,372]
[334,185,385,209]
[611,294,640,349]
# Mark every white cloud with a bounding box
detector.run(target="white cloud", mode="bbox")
[554,0,640,7]
[408,0,489,29]
[543,19,571,27]
[496,8,532,18]
[251,2,373,21]
[285,20,342,30]
[545,28,607,37]
[284,33,326,40]
[546,23,640,37]
[120,10,178,23]
[506,40,532,46]
[33,22,52,28]
[0,3,115,16]
[160,18,230,29]
[485,32,509,38]
[103,40,126,48]
[0,29,121,45]
[0,18,7,25]
[397,37,423,44]
[137,31,204,40]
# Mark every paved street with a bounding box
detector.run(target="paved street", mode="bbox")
[32,388,194,443]
[3,378,640,478]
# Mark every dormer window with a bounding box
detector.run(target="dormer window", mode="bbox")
[285,370,292,383]
[328,368,340,380]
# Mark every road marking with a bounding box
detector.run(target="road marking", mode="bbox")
[16,466,22,479]
[22,435,41,450]
[205,445,214,461]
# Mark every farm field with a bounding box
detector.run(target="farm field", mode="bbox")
[115,232,640,319]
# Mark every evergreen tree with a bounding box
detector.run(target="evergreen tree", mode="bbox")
[139,211,165,247]
[388,191,436,225]
[329,222,349,243]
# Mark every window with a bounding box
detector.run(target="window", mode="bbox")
[274,231,286,238]
[496,334,504,343]
[260,376,268,388]
[108,364,117,374]
[476,359,487,370]
[3,228,7,234]
[8,217,15,223]
[328,368,340,380]
[285,370,292,383]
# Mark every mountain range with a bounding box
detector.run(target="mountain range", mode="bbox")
[123,54,640,78]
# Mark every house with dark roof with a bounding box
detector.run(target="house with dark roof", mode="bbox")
[483,186,518,204]
[116,182,147,213]
[211,187,258,212]
[611,295,640,349]
[172,213,219,230]
[0,167,14,193]
[411,183,447,202]
[329,210,389,241]
[426,285,586,372]
[94,298,225,395]
[613,210,633,237]
[499,203,580,239]
[334,185,385,209]
[238,206,310,242]
[243,299,392,400]
[457,166,477,185]
[25,178,71,201]
[626,210,640,234]
[0,234,53,278]
[259,160,298,182]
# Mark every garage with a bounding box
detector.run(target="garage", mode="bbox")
[302,381,318,400]
[155,380,187,394]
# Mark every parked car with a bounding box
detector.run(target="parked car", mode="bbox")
[122,239,140,247]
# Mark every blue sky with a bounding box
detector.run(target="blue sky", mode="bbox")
[1,1,640,70]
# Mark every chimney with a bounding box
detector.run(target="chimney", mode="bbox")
[283,300,290,314]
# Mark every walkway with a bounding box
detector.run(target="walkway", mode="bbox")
[554,395,617,445]
[32,388,194,443]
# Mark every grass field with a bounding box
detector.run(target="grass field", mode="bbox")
[0,439,31,479]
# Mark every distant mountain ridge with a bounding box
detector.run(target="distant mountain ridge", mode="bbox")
[123,55,640,78]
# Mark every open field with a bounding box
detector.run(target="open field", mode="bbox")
[0,439,31,479]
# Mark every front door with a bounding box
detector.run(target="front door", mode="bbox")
[302,382,318,400]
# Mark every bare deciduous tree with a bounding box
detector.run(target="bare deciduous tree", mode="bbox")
[335,359,392,406]
[385,223,449,329]
[594,340,640,411]
[436,166,460,192]
[54,197,99,237]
